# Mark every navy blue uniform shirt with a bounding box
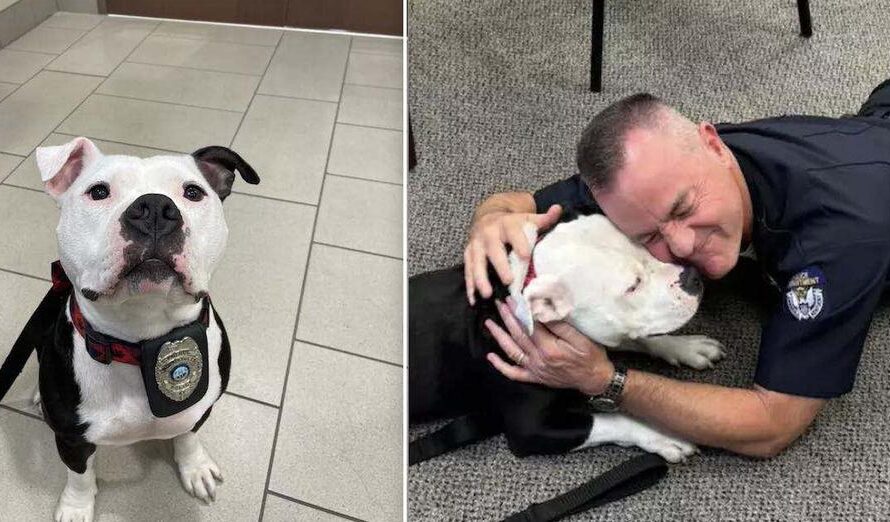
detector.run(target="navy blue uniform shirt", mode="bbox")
[533,111,890,398]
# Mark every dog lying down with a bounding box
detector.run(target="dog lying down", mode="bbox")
[408,205,725,462]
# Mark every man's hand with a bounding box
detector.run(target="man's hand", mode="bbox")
[484,297,614,396]
[465,204,562,304]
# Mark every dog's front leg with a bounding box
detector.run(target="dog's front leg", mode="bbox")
[54,453,97,522]
[573,413,697,463]
[621,335,725,369]
[173,432,223,503]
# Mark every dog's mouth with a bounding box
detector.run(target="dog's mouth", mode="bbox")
[123,258,178,282]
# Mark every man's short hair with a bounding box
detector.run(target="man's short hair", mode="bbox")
[576,92,667,191]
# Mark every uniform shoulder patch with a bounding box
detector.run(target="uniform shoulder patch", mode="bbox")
[785,266,825,320]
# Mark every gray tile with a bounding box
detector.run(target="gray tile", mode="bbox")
[58,94,243,153]
[0,0,33,47]
[57,0,99,14]
[0,185,59,278]
[257,32,350,102]
[128,35,274,75]
[29,0,57,26]
[210,194,315,405]
[315,175,402,258]
[0,151,21,179]
[93,16,160,32]
[0,81,15,101]
[327,124,403,184]
[0,49,54,84]
[270,343,402,521]
[0,70,101,156]
[345,51,402,89]
[0,409,60,520]
[351,35,402,56]
[7,25,85,54]
[4,132,175,191]
[0,271,49,415]
[153,20,282,46]
[296,245,402,364]
[39,11,103,31]
[338,84,402,130]
[263,495,347,522]
[97,62,259,111]
[0,394,277,522]
[230,95,336,204]
[46,18,155,76]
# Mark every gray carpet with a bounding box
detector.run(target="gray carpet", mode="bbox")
[407,0,890,520]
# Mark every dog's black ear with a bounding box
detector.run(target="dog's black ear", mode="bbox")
[191,146,261,201]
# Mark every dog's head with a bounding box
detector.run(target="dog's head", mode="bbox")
[509,213,703,346]
[37,137,260,304]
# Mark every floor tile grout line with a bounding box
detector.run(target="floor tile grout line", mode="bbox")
[227,32,283,149]
[124,59,266,79]
[312,241,403,261]
[344,82,402,91]
[7,25,88,57]
[295,339,404,369]
[250,91,339,105]
[257,34,353,522]
[52,132,180,154]
[86,92,246,114]
[0,47,59,57]
[0,403,42,422]
[0,266,50,283]
[349,49,403,58]
[266,490,367,522]
[0,154,30,185]
[41,68,106,78]
[336,121,405,133]
[144,30,284,49]
[223,391,279,410]
[0,175,320,210]
[325,172,403,187]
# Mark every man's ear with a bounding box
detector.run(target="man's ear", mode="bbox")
[36,137,101,200]
[191,146,261,201]
[523,274,574,323]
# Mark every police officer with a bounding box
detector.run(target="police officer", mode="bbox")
[471,82,890,457]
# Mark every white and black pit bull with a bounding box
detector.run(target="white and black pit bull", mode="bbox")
[409,205,725,463]
[0,137,259,522]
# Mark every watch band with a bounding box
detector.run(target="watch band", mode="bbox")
[587,364,628,413]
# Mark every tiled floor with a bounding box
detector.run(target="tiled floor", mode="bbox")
[0,12,403,522]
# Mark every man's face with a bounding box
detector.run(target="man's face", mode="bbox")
[594,123,747,279]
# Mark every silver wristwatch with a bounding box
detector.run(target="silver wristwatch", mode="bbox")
[587,364,627,413]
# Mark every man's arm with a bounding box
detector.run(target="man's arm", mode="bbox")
[484,299,825,458]
[621,370,825,458]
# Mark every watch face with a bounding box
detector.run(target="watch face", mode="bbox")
[588,397,618,413]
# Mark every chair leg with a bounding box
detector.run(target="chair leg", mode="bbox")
[590,0,605,92]
[797,0,813,37]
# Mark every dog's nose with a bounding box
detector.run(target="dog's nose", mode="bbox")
[123,194,183,239]
[679,266,703,296]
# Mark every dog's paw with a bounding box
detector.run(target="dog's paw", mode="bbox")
[645,335,725,370]
[54,492,95,522]
[638,434,698,463]
[177,450,223,503]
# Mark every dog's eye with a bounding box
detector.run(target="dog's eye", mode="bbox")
[87,184,110,201]
[184,184,206,202]
[626,276,642,294]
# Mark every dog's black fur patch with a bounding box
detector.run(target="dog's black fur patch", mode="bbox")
[408,204,601,457]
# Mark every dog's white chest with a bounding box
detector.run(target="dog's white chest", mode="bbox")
[71,312,223,446]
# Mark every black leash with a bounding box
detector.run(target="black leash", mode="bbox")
[410,416,669,521]
[501,453,668,522]
[409,413,501,465]
[0,272,69,402]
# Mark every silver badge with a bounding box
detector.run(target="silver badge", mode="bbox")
[154,337,203,402]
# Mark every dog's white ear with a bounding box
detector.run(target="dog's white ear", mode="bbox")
[36,137,101,199]
[523,274,573,323]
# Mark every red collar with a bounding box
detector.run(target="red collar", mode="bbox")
[522,255,537,290]
[51,261,210,366]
